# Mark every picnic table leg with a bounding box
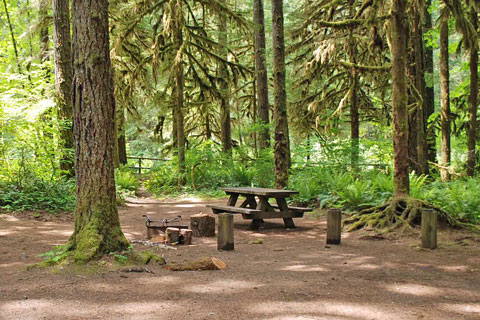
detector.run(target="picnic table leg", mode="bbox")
[276,198,296,229]
[226,193,239,206]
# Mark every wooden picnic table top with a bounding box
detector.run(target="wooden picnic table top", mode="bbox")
[220,187,299,197]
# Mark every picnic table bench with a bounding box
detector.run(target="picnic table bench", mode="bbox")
[207,187,313,229]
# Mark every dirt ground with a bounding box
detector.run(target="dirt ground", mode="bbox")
[1,196,480,320]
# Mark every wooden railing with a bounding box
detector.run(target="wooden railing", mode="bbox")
[126,156,169,175]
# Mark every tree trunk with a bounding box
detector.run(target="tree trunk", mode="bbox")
[348,5,359,170]
[254,0,270,149]
[2,0,22,73]
[172,0,186,186]
[467,8,478,177]
[70,0,128,262]
[53,0,74,177]
[423,0,436,166]
[271,0,290,189]
[218,1,232,154]
[413,7,428,175]
[391,0,409,196]
[439,13,451,181]
[39,0,49,63]
[117,105,127,165]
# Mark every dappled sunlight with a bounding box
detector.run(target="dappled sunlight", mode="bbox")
[0,299,181,319]
[174,203,205,208]
[0,229,12,236]
[135,275,183,286]
[38,229,72,237]
[0,215,20,222]
[385,283,442,296]
[280,264,328,272]
[439,303,480,315]
[437,265,470,272]
[248,300,400,319]
[182,279,261,294]
[0,262,27,269]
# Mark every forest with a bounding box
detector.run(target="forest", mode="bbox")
[2,0,480,224]
[0,0,480,318]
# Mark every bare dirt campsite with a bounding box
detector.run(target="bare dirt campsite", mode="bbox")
[1,196,479,320]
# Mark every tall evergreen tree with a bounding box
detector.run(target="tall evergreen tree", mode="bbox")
[271,0,290,188]
[467,7,478,177]
[254,0,270,149]
[391,0,409,196]
[219,0,232,154]
[70,0,128,262]
[439,8,451,181]
[53,0,74,177]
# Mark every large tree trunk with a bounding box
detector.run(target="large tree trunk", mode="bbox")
[439,12,451,181]
[467,8,478,177]
[423,0,436,166]
[391,0,409,196]
[173,0,186,186]
[254,0,270,149]
[271,0,290,188]
[218,1,232,154]
[70,0,128,262]
[53,0,74,177]
[413,6,428,175]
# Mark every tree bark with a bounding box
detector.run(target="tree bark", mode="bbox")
[391,0,409,196]
[271,0,290,189]
[70,0,128,262]
[413,6,428,175]
[218,1,232,154]
[39,0,49,63]
[439,13,451,181]
[172,0,186,186]
[254,0,270,149]
[467,8,478,177]
[348,4,359,169]
[117,105,127,165]
[53,0,74,178]
[423,0,436,165]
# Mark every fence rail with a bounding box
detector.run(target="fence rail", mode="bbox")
[126,156,169,175]
[126,155,387,175]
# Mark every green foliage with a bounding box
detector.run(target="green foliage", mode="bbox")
[37,245,71,266]
[0,179,75,213]
[115,169,140,195]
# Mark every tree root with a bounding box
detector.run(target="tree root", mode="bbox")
[343,197,479,233]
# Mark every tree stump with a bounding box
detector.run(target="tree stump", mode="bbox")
[190,213,215,237]
[180,229,193,245]
[165,227,180,244]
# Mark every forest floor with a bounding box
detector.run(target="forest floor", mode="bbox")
[1,196,480,320]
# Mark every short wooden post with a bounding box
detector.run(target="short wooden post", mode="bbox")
[327,208,342,245]
[421,209,437,249]
[217,214,234,251]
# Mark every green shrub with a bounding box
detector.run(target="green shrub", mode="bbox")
[115,169,140,194]
[0,179,75,213]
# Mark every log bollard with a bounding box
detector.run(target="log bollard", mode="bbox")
[217,213,234,251]
[421,209,437,249]
[327,208,342,245]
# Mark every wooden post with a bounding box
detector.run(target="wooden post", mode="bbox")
[327,208,342,245]
[138,158,142,175]
[217,213,234,251]
[421,209,437,249]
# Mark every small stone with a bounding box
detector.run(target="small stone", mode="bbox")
[23,296,28,300]
[343,262,347,264]
[120,274,129,278]
[325,245,331,249]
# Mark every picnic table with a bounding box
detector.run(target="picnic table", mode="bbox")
[207,187,312,229]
